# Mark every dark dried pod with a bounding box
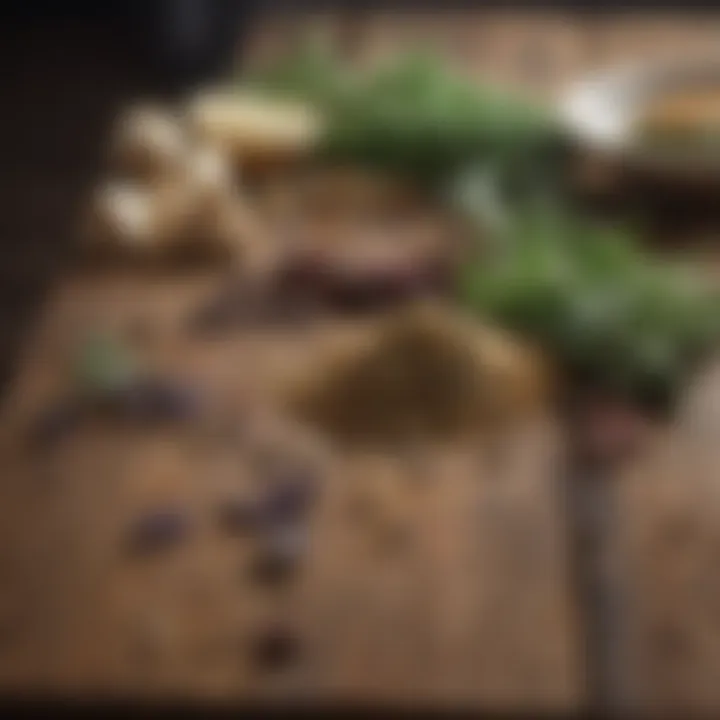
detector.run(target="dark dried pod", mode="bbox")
[217,496,263,535]
[570,397,653,467]
[279,243,452,314]
[112,376,204,424]
[249,523,307,586]
[251,624,301,671]
[125,509,192,556]
[260,467,319,524]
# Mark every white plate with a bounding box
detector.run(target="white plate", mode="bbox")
[559,56,720,176]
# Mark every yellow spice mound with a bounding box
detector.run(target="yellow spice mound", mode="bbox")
[288,303,551,445]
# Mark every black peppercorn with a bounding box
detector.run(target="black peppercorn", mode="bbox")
[251,624,300,671]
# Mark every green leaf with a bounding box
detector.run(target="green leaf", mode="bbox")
[456,201,720,406]
[246,45,559,180]
[73,333,137,396]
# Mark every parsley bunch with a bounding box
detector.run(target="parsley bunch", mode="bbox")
[456,198,720,410]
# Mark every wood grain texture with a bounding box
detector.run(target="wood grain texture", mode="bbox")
[602,361,720,713]
[0,272,582,708]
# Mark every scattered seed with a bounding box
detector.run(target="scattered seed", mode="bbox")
[250,524,307,587]
[217,496,263,535]
[28,397,86,449]
[251,624,300,671]
[261,468,319,524]
[249,549,297,587]
[187,282,267,335]
[574,400,652,466]
[518,41,552,83]
[112,376,203,423]
[126,509,192,556]
[188,286,243,334]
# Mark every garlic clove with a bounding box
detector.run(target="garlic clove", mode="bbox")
[109,105,188,181]
[90,182,157,249]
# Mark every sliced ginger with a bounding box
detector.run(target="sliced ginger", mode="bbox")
[88,101,274,268]
[186,90,323,165]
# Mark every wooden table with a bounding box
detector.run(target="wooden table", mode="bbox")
[3,9,720,713]
[0,272,581,709]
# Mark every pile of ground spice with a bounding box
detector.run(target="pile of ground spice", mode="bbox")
[288,303,550,446]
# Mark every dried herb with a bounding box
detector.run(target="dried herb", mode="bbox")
[245,42,560,182]
[457,199,720,409]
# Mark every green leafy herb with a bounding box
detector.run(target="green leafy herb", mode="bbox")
[457,200,720,408]
[243,33,352,108]
[243,43,561,181]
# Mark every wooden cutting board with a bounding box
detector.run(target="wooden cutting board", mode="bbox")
[0,271,582,708]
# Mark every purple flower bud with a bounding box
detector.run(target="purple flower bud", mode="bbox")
[126,509,192,555]
[114,377,203,423]
[260,468,319,523]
